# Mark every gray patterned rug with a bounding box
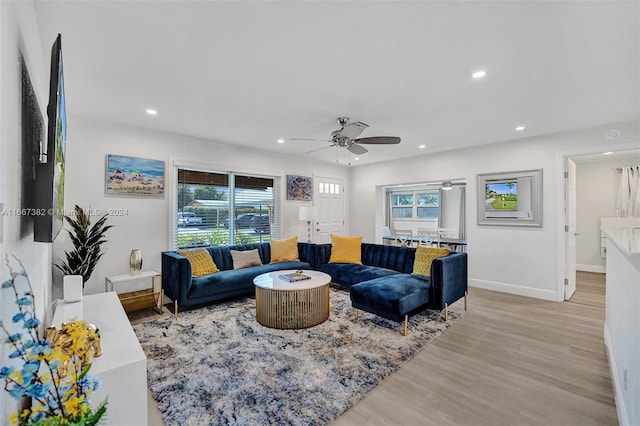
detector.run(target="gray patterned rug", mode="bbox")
[133,286,458,426]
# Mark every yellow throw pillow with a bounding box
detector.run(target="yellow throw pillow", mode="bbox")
[412,246,450,277]
[177,248,219,277]
[270,236,299,263]
[329,234,363,264]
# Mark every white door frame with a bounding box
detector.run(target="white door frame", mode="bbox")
[556,142,638,302]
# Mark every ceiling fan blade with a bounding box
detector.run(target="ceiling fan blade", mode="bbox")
[353,136,401,145]
[306,144,335,154]
[347,144,368,155]
[290,137,330,142]
[338,121,369,140]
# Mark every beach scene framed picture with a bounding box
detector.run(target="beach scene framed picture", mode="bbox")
[286,175,313,201]
[106,154,165,196]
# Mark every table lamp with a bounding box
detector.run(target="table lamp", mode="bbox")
[298,206,316,242]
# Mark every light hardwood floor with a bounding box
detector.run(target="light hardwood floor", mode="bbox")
[140,272,617,426]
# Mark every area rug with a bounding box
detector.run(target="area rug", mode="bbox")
[133,286,459,426]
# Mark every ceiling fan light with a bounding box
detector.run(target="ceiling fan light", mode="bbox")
[442,181,453,190]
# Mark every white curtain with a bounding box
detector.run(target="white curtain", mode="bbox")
[615,166,640,217]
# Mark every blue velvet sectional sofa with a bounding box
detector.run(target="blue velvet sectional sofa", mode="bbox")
[162,241,467,333]
[162,242,316,317]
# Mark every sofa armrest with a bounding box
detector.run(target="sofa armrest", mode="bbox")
[162,251,193,304]
[430,252,468,310]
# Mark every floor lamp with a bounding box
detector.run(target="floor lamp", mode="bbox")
[299,206,316,243]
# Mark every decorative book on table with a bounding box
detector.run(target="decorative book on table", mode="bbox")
[279,272,311,282]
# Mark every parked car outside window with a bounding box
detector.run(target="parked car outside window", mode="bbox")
[178,212,203,227]
[251,214,270,234]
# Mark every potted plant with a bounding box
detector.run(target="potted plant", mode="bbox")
[56,205,113,287]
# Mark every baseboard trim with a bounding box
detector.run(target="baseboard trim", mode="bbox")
[469,279,558,301]
[577,264,606,274]
[604,323,630,426]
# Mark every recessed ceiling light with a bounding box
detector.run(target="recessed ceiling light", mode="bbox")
[515,126,525,131]
[603,152,614,155]
[418,144,426,149]
[146,109,157,115]
[354,157,360,161]
[471,70,486,79]
[277,139,285,144]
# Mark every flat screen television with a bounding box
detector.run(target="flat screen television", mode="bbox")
[34,34,66,242]
[485,180,518,211]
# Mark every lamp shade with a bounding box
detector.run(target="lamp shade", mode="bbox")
[299,206,316,221]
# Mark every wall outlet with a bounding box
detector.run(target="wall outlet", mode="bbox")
[623,369,628,391]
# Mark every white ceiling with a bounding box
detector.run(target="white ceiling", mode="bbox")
[33,1,639,166]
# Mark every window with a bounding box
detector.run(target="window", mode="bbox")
[390,191,439,219]
[391,194,413,218]
[417,193,439,218]
[175,168,279,248]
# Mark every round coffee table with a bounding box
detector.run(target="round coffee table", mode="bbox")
[253,270,331,329]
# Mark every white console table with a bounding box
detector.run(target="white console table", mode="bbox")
[52,292,148,426]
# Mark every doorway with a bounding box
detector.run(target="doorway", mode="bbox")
[315,176,345,244]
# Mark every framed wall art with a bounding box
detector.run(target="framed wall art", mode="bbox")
[106,154,165,196]
[477,169,543,227]
[286,175,313,201]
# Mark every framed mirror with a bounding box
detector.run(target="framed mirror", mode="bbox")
[477,169,543,227]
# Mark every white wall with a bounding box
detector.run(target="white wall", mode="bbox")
[349,120,640,301]
[57,117,349,296]
[0,1,53,421]
[575,156,640,273]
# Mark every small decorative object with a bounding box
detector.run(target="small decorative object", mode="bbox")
[56,204,113,287]
[129,249,143,275]
[287,175,313,201]
[106,154,165,196]
[1,254,107,425]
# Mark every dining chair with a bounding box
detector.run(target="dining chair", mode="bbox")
[417,228,437,247]
[394,230,413,248]
[437,228,459,250]
[382,226,392,245]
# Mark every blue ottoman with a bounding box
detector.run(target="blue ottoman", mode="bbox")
[350,274,431,336]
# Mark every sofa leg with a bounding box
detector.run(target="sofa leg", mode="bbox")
[444,303,449,322]
[174,300,178,320]
[464,290,468,311]
[403,315,408,336]
[355,308,359,320]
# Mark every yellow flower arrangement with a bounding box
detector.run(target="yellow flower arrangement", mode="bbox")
[1,255,107,425]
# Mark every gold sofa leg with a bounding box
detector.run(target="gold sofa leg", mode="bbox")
[355,308,359,320]
[403,315,408,336]
[174,300,178,320]
[464,290,468,311]
[444,303,449,322]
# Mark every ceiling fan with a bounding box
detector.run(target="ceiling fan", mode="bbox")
[292,117,401,155]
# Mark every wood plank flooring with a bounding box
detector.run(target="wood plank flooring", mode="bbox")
[332,271,616,426]
[140,272,617,426]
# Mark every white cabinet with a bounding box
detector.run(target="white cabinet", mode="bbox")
[52,292,148,426]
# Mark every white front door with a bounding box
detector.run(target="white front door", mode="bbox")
[315,177,345,244]
[564,158,577,300]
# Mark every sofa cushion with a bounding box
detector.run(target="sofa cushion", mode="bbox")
[413,246,450,277]
[350,274,431,322]
[329,234,362,264]
[318,262,399,286]
[270,236,299,263]
[231,249,263,269]
[177,248,219,277]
